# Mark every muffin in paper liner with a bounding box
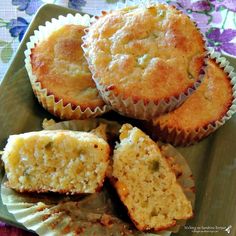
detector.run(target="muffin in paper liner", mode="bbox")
[147,48,236,146]
[24,13,110,120]
[82,0,207,120]
[1,119,195,235]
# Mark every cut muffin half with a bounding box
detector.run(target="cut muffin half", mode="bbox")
[110,124,192,232]
[2,130,110,194]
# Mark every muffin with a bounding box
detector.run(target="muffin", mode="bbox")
[149,52,236,146]
[2,130,110,194]
[25,14,109,120]
[83,4,206,120]
[109,124,193,232]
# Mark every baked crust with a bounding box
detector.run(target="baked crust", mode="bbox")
[31,24,105,111]
[153,59,233,132]
[84,4,206,103]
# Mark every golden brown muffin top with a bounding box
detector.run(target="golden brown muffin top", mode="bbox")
[153,59,233,131]
[84,4,206,102]
[31,24,105,110]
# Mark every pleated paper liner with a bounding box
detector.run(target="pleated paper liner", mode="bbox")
[147,48,236,146]
[1,180,147,236]
[24,13,110,120]
[42,118,121,141]
[82,0,208,120]
[1,119,195,235]
[159,144,195,233]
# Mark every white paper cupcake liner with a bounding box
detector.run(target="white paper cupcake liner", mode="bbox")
[24,13,110,120]
[159,144,195,233]
[1,180,144,236]
[94,80,204,121]
[1,120,195,235]
[82,0,208,120]
[149,47,236,146]
[42,118,122,141]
